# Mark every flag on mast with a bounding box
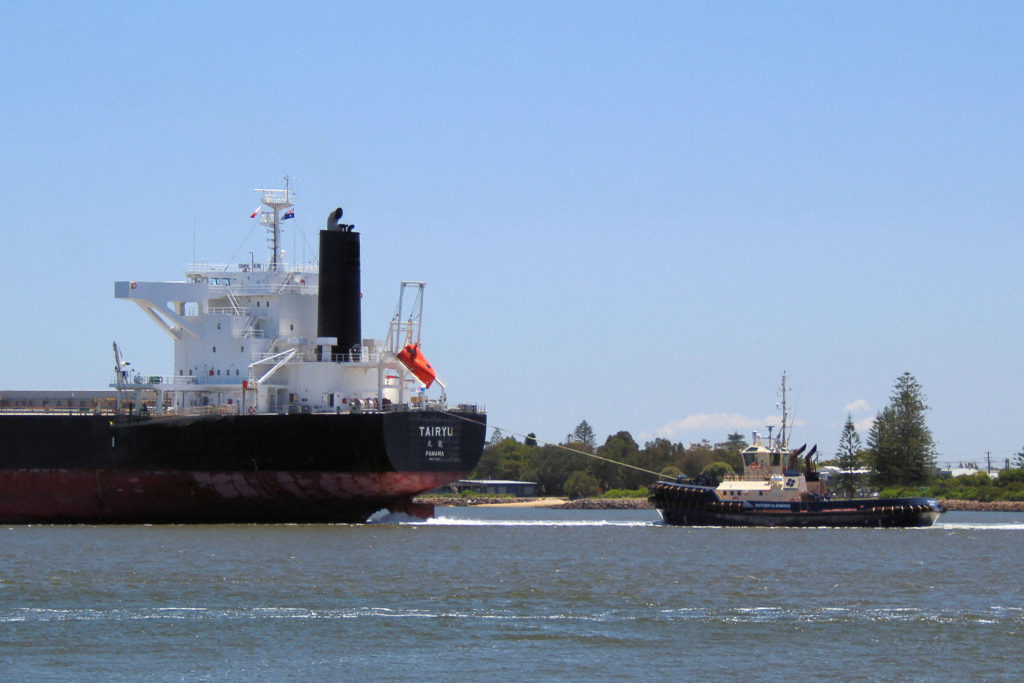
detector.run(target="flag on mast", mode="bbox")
[249,206,263,219]
[282,208,295,220]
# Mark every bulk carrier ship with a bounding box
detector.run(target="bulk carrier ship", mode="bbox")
[0,184,486,523]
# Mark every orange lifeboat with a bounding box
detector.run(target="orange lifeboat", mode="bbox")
[397,343,436,388]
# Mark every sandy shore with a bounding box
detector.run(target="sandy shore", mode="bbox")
[471,497,567,508]
[416,496,654,509]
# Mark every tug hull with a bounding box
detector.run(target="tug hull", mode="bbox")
[650,482,942,528]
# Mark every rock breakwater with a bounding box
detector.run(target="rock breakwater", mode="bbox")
[939,499,1024,512]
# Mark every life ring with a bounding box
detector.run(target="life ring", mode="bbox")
[248,407,256,415]
[130,281,137,289]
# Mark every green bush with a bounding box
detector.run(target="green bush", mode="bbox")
[600,487,648,499]
[699,462,735,486]
[878,486,922,499]
[458,490,513,499]
[564,471,601,500]
[997,468,1024,484]
[959,472,993,487]
[877,470,1024,501]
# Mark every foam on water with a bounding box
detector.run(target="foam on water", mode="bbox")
[365,508,426,524]
[658,604,1024,625]
[416,516,652,527]
[4,603,1021,629]
[936,521,1024,530]
[412,516,1024,530]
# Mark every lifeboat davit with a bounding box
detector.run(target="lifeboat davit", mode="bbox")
[397,343,437,388]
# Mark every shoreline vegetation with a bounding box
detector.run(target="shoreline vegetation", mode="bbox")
[416,496,1024,512]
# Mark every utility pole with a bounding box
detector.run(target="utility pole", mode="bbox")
[986,451,991,473]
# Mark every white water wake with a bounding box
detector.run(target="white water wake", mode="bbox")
[414,517,653,527]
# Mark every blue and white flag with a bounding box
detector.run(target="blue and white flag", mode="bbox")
[282,208,295,220]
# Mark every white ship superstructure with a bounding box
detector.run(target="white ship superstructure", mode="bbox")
[114,185,438,416]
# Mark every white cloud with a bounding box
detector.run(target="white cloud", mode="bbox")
[844,399,871,414]
[656,413,803,440]
[854,416,875,433]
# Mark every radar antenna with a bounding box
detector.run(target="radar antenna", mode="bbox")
[253,176,294,271]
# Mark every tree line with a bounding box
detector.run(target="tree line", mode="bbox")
[473,420,752,499]
[473,372,1016,499]
[832,371,940,496]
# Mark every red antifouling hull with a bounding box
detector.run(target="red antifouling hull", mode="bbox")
[0,469,464,523]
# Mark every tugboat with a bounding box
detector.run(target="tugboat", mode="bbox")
[0,183,486,523]
[650,376,942,527]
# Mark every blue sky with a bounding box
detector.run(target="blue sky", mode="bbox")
[2,1,1021,468]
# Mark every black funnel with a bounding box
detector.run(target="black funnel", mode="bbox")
[317,208,361,359]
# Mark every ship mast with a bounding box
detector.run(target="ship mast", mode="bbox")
[253,177,294,271]
[778,371,789,448]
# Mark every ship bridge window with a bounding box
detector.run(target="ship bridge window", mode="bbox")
[743,451,758,466]
[211,277,231,286]
[770,453,781,467]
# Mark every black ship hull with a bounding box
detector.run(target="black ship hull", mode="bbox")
[0,409,486,523]
[650,482,942,528]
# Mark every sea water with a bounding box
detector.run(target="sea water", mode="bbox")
[0,509,1021,680]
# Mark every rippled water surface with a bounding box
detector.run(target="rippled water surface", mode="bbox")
[1,509,1021,680]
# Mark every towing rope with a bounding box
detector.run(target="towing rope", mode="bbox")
[443,410,665,479]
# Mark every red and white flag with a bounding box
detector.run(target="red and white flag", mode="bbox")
[249,206,263,219]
